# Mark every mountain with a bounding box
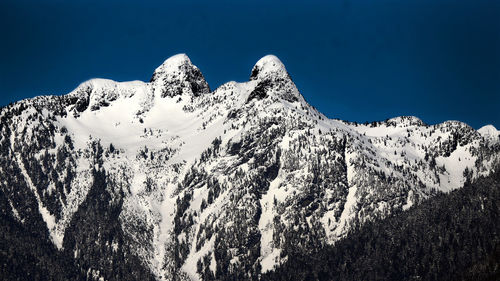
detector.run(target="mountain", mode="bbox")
[264,168,500,281]
[0,54,499,280]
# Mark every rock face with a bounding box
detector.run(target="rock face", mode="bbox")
[0,54,499,280]
[150,54,210,98]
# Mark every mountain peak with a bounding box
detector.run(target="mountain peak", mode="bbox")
[478,124,499,145]
[478,124,498,134]
[386,116,425,127]
[250,54,290,81]
[3,52,500,281]
[155,53,193,71]
[150,53,210,97]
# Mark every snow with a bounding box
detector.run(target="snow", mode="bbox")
[478,124,499,145]
[258,175,282,273]
[435,143,476,192]
[150,53,204,94]
[354,123,408,137]
[261,248,282,273]
[15,152,63,248]
[5,52,499,280]
[8,199,21,222]
[402,190,414,211]
[154,53,193,75]
[258,131,298,266]
[79,78,118,89]
[478,124,498,135]
[57,73,228,276]
[209,252,216,274]
[386,116,424,127]
[335,149,358,238]
[251,55,289,80]
[182,235,215,281]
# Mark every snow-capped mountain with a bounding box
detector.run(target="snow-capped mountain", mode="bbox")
[1,54,499,280]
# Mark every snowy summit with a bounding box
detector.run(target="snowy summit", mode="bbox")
[0,53,499,281]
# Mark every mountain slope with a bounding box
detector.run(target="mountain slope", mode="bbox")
[0,188,83,281]
[264,166,500,281]
[0,54,499,280]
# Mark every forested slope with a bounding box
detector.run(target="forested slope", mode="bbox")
[266,168,500,281]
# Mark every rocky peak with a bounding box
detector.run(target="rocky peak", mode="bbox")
[2,52,500,281]
[150,53,210,98]
[250,55,290,81]
[246,55,301,104]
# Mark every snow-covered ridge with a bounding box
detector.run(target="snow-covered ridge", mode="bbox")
[67,78,149,112]
[1,53,499,281]
[386,116,425,127]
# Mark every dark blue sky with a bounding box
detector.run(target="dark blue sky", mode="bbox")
[1,0,499,128]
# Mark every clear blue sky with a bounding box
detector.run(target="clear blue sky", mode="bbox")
[1,0,498,128]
